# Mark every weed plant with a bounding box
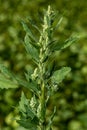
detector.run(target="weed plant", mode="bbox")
[0,6,78,130]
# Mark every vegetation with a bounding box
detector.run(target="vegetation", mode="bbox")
[0,1,87,130]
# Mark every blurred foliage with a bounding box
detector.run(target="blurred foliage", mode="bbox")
[0,0,87,130]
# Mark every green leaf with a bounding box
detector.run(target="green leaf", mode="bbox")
[51,67,71,84]
[17,118,38,130]
[19,92,29,112]
[0,64,17,81]
[0,64,18,89]
[54,17,63,31]
[45,59,55,78]
[24,104,36,119]
[0,64,39,94]
[19,93,36,119]
[49,36,78,52]
[61,36,78,50]
[24,34,39,62]
[27,17,41,34]
[0,74,18,89]
[21,20,37,42]
[18,92,38,129]
[15,76,39,96]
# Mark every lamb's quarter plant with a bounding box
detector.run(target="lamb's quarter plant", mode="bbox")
[0,6,78,130]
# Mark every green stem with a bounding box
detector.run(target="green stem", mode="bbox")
[41,81,46,120]
[39,57,46,129]
[40,82,46,130]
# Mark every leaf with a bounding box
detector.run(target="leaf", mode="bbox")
[0,74,18,89]
[54,17,63,31]
[19,93,36,120]
[61,36,78,50]
[0,64,39,94]
[25,65,34,81]
[19,92,29,113]
[18,92,38,129]
[27,17,41,34]
[45,59,55,78]
[0,64,18,89]
[0,64,17,81]
[21,20,37,42]
[51,67,71,84]
[49,36,78,52]
[25,104,36,119]
[17,118,38,130]
[24,34,39,62]
[15,76,39,96]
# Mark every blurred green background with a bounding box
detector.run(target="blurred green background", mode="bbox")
[0,0,87,130]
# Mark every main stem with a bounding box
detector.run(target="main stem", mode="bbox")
[41,81,46,130]
[38,6,53,129]
[39,59,46,130]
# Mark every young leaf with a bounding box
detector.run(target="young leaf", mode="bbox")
[24,34,39,62]
[51,67,71,84]
[0,74,18,89]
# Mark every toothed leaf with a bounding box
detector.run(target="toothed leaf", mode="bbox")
[18,92,39,129]
[51,67,71,84]
[0,64,17,81]
[0,74,18,89]
[19,92,29,113]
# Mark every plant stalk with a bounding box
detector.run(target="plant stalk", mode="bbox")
[39,49,46,129]
[41,81,46,130]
